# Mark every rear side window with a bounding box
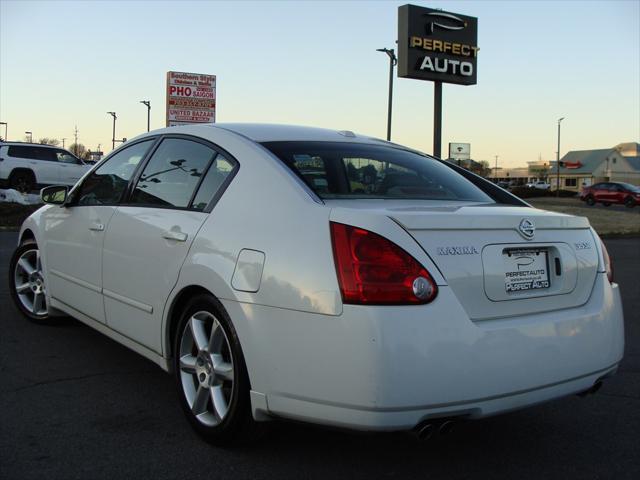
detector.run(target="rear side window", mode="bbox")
[8,146,56,161]
[191,154,235,211]
[76,140,154,206]
[263,141,493,202]
[130,138,215,209]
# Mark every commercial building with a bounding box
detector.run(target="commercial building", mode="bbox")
[549,142,640,192]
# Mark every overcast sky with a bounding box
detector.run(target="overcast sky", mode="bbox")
[1,0,638,166]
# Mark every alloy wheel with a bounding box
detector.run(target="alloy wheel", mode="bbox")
[178,311,235,427]
[13,248,47,316]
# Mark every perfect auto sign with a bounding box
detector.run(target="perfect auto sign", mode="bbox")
[166,71,216,126]
[398,4,479,86]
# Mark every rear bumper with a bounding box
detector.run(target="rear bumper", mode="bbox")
[223,273,624,431]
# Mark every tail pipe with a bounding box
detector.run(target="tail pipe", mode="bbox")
[413,417,460,441]
[577,380,603,398]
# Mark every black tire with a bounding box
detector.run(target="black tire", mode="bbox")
[624,197,636,208]
[603,202,611,207]
[585,196,595,206]
[173,293,265,446]
[9,170,35,193]
[8,242,55,324]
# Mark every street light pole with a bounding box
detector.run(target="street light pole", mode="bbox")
[376,48,397,142]
[25,131,32,143]
[556,117,565,197]
[140,100,151,132]
[495,155,499,180]
[0,122,7,141]
[107,112,117,150]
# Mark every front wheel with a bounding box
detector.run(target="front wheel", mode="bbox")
[625,197,636,208]
[585,196,595,206]
[8,242,51,322]
[173,294,265,445]
[9,171,35,193]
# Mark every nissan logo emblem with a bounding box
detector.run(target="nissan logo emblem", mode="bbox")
[518,219,536,240]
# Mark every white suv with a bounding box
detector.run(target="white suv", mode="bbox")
[0,142,91,192]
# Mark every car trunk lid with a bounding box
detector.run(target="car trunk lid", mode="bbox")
[388,204,599,320]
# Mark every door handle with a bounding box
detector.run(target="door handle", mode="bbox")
[89,223,104,231]
[161,230,187,242]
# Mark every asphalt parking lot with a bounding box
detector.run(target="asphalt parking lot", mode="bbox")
[1,231,638,480]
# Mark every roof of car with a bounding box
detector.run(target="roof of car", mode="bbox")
[195,123,389,145]
[0,141,62,149]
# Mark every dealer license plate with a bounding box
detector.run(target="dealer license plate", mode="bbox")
[503,248,550,293]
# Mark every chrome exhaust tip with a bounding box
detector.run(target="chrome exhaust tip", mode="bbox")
[438,419,455,436]
[415,422,435,441]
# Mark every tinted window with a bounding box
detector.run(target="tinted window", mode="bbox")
[130,138,215,208]
[191,154,235,211]
[76,140,153,206]
[8,146,56,161]
[263,141,493,202]
[618,183,640,193]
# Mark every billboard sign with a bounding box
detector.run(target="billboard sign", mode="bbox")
[398,4,478,85]
[448,142,471,161]
[166,71,216,127]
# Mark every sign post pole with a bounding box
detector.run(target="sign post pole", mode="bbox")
[433,81,442,158]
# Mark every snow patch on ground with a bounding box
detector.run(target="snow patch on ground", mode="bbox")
[0,189,43,205]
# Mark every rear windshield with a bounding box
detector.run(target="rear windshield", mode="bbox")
[262,141,493,202]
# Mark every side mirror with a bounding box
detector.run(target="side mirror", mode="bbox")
[41,185,68,205]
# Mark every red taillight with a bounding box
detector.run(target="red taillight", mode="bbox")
[600,239,614,283]
[330,222,437,305]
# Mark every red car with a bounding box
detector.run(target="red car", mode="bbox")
[580,182,640,208]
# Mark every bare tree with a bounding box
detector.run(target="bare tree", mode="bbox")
[38,137,60,146]
[68,143,91,160]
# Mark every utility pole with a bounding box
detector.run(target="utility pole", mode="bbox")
[107,112,117,150]
[140,100,151,132]
[556,117,565,197]
[73,126,79,156]
[62,138,67,148]
[494,155,499,180]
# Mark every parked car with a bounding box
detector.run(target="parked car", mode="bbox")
[526,180,551,190]
[9,124,624,445]
[580,182,640,208]
[0,142,91,192]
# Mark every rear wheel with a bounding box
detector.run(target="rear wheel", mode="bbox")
[624,197,636,208]
[9,242,51,323]
[9,171,35,193]
[173,293,265,445]
[585,196,595,206]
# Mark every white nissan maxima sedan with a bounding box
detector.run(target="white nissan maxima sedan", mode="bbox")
[10,124,624,445]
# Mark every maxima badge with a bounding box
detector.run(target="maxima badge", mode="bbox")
[518,219,535,240]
